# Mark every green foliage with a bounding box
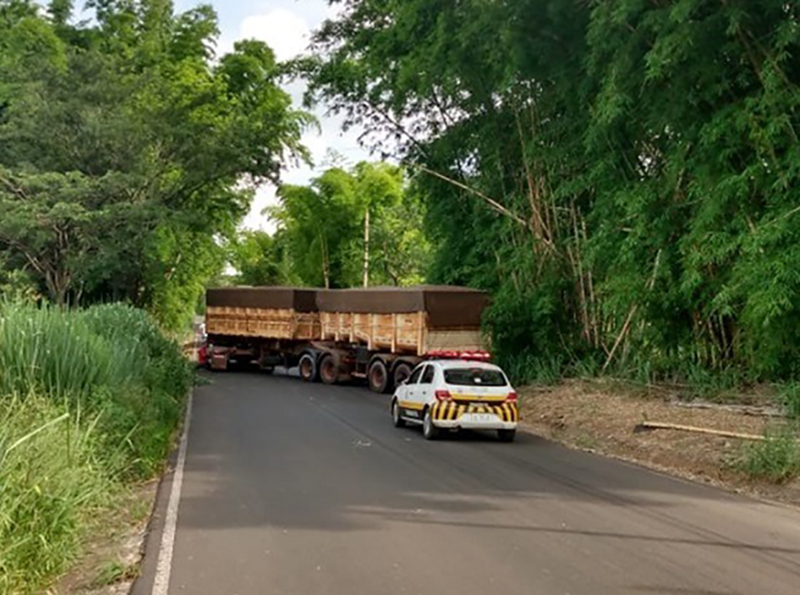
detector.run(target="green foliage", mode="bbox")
[0,395,113,594]
[271,161,430,288]
[779,383,800,419]
[308,0,800,384]
[737,426,800,484]
[0,0,311,329]
[228,230,298,287]
[0,301,192,592]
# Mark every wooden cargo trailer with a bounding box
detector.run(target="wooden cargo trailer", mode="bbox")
[315,286,489,392]
[203,285,490,393]
[205,287,320,371]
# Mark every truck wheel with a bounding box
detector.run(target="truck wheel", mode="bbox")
[368,359,390,393]
[422,407,440,440]
[298,353,318,383]
[393,362,412,388]
[319,353,338,385]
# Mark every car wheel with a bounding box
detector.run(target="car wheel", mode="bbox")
[298,353,318,382]
[497,429,516,443]
[368,359,390,393]
[422,407,440,440]
[319,353,338,385]
[392,400,406,428]
[392,362,412,388]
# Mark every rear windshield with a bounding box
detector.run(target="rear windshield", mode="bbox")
[443,368,508,387]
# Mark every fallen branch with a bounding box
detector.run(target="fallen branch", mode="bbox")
[634,421,765,442]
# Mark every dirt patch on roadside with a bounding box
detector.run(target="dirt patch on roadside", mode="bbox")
[52,480,157,595]
[518,380,800,506]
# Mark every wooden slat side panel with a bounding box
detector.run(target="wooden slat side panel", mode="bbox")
[320,312,335,340]
[424,330,485,353]
[206,307,321,340]
[317,311,482,355]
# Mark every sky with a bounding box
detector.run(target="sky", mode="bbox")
[79,0,370,232]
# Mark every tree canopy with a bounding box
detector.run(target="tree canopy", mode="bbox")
[307,0,800,382]
[270,161,430,289]
[0,0,312,329]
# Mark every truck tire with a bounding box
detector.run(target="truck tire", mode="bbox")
[392,362,412,388]
[298,353,318,383]
[319,353,338,385]
[368,359,390,394]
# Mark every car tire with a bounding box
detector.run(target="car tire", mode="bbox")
[422,407,440,440]
[368,359,390,393]
[392,400,406,428]
[497,429,516,443]
[392,362,412,388]
[319,353,338,385]
[298,353,318,383]
[260,367,274,375]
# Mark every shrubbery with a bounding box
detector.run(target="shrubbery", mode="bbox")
[0,302,192,593]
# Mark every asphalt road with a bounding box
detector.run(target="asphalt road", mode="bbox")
[132,371,800,595]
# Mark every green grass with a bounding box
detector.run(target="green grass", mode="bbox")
[0,302,192,594]
[737,426,800,484]
[94,559,139,587]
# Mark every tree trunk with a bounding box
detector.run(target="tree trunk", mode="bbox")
[363,207,370,288]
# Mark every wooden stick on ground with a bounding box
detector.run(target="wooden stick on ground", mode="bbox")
[635,421,765,442]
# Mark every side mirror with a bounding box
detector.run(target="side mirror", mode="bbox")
[400,379,408,386]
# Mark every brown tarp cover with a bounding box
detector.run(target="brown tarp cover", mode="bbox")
[206,287,319,312]
[316,286,489,329]
[206,285,489,328]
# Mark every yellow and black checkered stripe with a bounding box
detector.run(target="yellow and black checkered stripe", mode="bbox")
[431,401,518,423]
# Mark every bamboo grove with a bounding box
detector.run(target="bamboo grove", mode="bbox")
[306,0,800,383]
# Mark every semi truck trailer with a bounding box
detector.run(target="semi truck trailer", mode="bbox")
[204,285,489,393]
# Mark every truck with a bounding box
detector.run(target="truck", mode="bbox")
[204,285,490,393]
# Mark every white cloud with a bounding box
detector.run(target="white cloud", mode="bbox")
[238,8,310,62]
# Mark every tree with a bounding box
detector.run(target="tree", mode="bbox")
[306,0,800,382]
[228,230,297,287]
[0,0,312,328]
[271,162,429,288]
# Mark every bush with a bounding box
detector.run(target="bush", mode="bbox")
[778,383,800,419]
[0,302,192,593]
[737,426,800,484]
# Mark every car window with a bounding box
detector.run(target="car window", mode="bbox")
[407,366,424,384]
[420,365,435,384]
[443,367,508,387]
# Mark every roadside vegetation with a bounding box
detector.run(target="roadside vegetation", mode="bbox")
[303,0,800,391]
[737,427,800,484]
[0,302,192,594]
[0,0,311,332]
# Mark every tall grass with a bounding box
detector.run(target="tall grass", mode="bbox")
[736,425,800,484]
[0,302,192,594]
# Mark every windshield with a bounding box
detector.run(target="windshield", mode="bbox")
[443,367,508,387]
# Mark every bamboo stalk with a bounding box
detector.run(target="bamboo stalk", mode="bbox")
[601,249,662,373]
[636,421,767,442]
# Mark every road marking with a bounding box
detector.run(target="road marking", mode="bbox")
[152,393,193,595]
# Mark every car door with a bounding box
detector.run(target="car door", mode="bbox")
[417,364,436,406]
[402,364,425,406]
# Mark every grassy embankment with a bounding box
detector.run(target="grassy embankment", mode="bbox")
[0,302,192,594]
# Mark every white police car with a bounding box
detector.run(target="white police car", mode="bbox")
[391,352,519,442]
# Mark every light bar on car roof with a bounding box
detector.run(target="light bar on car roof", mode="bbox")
[425,350,492,362]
